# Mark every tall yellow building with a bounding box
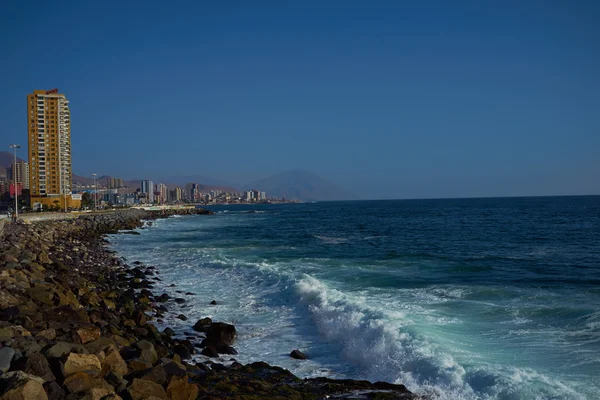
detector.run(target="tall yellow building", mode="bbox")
[27,89,81,210]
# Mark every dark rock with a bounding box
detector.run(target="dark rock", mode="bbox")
[10,351,55,382]
[201,346,218,358]
[0,346,15,373]
[217,345,238,355]
[192,317,212,332]
[176,314,187,321]
[205,322,236,347]
[210,300,217,305]
[174,298,185,304]
[45,380,66,400]
[290,349,307,360]
[172,344,191,360]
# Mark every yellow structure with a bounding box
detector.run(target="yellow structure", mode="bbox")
[27,89,81,210]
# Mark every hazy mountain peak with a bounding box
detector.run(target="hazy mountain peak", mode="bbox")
[245,170,357,201]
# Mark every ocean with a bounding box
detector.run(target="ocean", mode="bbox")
[108,196,600,399]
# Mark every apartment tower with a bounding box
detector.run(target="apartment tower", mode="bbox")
[27,89,81,210]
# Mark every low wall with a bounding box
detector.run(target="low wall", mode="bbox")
[19,212,79,223]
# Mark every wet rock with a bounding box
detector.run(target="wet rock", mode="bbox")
[210,300,217,305]
[163,327,175,336]
[217,345,238,355]
[176,314,187,321]
[0,346,15,373]
[174,298,185,304]
[0,371,47,399]
[290,349,307,359]
[201,346,218,358]
[172,344,191,360]
[205,322,236,347]
[191,317,212,333]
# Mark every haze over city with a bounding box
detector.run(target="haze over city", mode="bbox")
[1,1,598,199]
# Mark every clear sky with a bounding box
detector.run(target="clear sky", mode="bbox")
[1,1,598,199]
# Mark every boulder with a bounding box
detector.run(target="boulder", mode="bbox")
[172,344,191,360]
[44,381,66,400]
[35,328,57,341]
[166,376,198,400]
[76,326,101,344]
[81,387,122,400]
[290,349,307,360]
[45,342,88,359]
[0,325,31,338]
[0,371,47,400]
[101,345,127,377]
[0,347,15,373]
[205,322,236,347]
[192,317,211,332]
[63,371,113,394]
[126,378,166,400]
[200,346,218,358]
[10,352,55,382]
[62,353,102,376]
[135,340,157,366]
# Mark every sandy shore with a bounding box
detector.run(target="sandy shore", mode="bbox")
[0,209,417,399]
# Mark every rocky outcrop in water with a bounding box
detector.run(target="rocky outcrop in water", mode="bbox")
[0,209,419,399]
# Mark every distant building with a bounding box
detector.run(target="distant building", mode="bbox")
[141,180,154,203]
[169,187,182,202]
[27,89,80,210]
[155,183,168,204]
[9,162,29,190]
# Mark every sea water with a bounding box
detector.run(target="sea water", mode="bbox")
[109,197,600,399]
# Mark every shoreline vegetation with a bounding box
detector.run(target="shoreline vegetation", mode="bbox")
[0,208,418,399]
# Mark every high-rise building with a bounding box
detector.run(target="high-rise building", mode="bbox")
[141,180,154,203]
[155,183,168,204]
[9,162,30,190]
[27,89,80,209]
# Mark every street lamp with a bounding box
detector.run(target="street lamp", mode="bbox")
[92,173,97,211]
[9,144,20,221]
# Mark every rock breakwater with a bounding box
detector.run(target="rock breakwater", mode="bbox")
[0,209,418,399]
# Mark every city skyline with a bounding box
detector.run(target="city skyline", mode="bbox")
[1,2,599,199]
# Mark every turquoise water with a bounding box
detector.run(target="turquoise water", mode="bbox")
[109,197,600,399]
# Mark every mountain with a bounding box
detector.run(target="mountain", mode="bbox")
[244,170,358,201]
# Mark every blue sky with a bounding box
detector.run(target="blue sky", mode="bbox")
[1,1,598,199]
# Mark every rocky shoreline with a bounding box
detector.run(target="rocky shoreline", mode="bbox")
[0,209,418,399]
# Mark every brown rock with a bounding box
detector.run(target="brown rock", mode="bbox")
[62,353,102,376]
[81,387,122,400]
[127,378,166,400]
[101,345,127,377]
[10,352,55,382]
[76,326,101,344]
[0,325,31,338]
[35,328,57,341]
[192,317,212,332]
[0,371,48,400]
[0,290,20,307]
[127,358,152,371]
[166,376,198,400]
[63,371,113,394]
[290,349,307,360]
[136,340,157,366]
